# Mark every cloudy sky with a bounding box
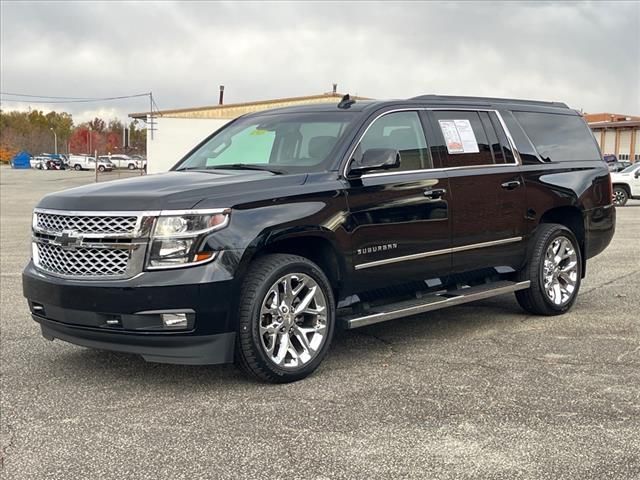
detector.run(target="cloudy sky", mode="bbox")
[1,1,638,123]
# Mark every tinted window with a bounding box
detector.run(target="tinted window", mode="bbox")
[359,111,432,171]
[478,112,503,163]
[513,111,601,162]
[432,111,493,167]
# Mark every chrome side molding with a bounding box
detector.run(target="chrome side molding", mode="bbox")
[355,236,523,270]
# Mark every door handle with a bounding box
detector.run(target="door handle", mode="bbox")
[501,180,522,190]
[423,188,447,199]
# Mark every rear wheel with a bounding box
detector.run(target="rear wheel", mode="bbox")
[612,186,629,206]
[235,254,335,383]
[516,224,582,316]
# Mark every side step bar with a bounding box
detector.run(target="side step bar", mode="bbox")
[341,280,530,329]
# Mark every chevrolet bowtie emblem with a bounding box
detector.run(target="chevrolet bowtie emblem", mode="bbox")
[53,231,82,249]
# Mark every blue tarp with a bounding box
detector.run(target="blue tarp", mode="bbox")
[10,151,31,169]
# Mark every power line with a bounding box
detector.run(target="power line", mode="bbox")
[2,92,113,100]
[0,92,151,104]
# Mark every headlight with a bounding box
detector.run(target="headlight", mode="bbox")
[147,209,230,269]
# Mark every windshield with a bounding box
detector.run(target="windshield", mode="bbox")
[620,163,639,174]
[175,112,356,173]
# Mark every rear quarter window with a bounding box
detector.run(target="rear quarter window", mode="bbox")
[513,111,601,162]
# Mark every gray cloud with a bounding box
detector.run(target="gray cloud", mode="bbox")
[1,1,638,123]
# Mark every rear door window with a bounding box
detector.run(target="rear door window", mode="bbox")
[431,111,494,167]
[512,111,601,162]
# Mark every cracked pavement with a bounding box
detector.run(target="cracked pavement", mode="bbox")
[1,168,639,479]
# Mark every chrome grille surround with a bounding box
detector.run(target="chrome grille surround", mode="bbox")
[31,208,157,279]
[36,212,138,235]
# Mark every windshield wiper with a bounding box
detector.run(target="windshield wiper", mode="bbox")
[207,163,285,175]
[175,166,205,171]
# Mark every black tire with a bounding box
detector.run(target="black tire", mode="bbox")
[235,254,335,383]
[98,165,105,172]
[516,223,582,316]
[128,163,136,170]
[612,185,629,206]
[74,164,82,171]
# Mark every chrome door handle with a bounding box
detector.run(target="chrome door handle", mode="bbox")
[501,180,521,190]
[423,188,447,199]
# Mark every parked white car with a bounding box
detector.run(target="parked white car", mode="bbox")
[68,155,114,172]
[611,163,640,206]
[98,154,142,170]
[130,155,147,170]
[30,156,48,169]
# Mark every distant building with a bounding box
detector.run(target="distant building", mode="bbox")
[585,112,640,163]
[130,88,368,173]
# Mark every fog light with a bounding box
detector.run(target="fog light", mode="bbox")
[162,313,188,328]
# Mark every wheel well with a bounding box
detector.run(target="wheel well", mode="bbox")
[612,183,631,196]
[260,236,343,291]
[539,206,586,274]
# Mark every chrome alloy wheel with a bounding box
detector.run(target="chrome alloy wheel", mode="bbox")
[259,273,328,369]
[542,236,579,306]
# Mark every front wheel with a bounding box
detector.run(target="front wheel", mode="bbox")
[128,163,136,170]
[516,224,582,316]
[612,186,629,206]
[98,165,105,172]
[74,164,82,171]
[235,254,335,383]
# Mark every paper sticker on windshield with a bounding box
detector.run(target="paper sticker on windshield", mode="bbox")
[251,129,269,136]
[438,119,479,154]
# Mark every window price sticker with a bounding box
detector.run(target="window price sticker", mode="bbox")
[438,119,480,154]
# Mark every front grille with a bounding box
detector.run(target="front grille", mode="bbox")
[36,243,130,277]
[36,212,138,234]
[32,210,147,278]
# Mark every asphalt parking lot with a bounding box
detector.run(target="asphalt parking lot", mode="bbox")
[1,166,638,479]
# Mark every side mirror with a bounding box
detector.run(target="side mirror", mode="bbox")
[634,170,640,179]
[348,148,401,178]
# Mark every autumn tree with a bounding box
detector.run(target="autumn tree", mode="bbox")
[88,117,106,133]
[0,110,73,157]
[0,109,146,160]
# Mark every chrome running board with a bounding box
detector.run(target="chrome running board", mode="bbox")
[341,280,530,329]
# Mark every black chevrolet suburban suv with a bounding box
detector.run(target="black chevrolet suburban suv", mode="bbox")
[23,95,615,383]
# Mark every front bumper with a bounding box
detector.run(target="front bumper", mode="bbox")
[22,257,239,365]
[34,314,235,364]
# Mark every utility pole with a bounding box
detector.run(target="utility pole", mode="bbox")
[88,126,92,155]
[149,92,154,141]
[49,128,58,155]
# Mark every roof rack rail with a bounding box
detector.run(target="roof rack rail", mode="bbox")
[410,94,569,108]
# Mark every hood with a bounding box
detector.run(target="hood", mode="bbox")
[37,170,308,211]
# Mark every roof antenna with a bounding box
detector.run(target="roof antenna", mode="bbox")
[338,94,356,109]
